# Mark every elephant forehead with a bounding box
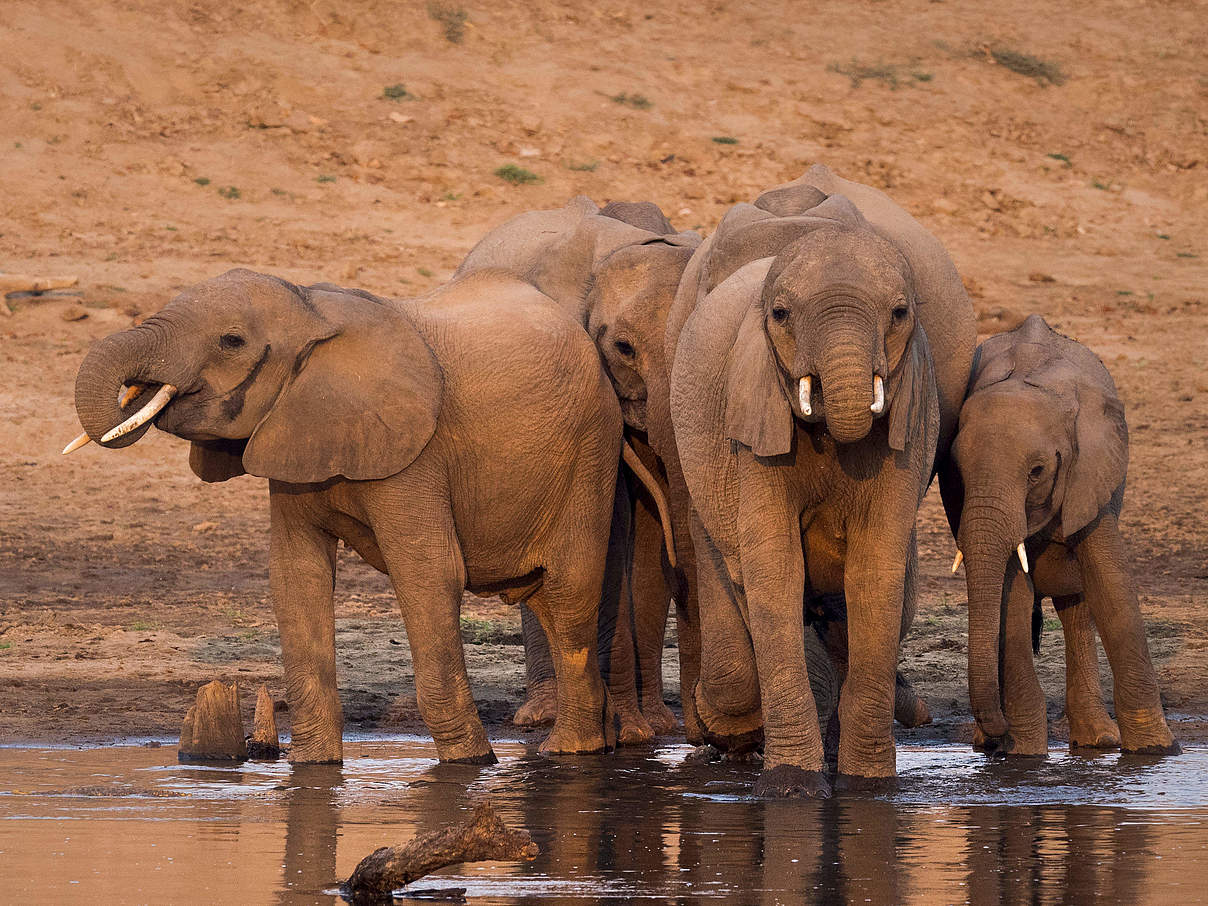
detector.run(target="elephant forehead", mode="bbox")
[770,228,907,296]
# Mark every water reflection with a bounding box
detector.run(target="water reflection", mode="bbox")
[0,743,1206,904]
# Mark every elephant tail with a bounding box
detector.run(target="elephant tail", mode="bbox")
[621,439,678,570]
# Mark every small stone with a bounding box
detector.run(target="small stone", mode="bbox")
[192,521,218,533]
[388,112,413,124]
[1028,272,1056,283]
[60,305,89,322]
[932,197,958,214]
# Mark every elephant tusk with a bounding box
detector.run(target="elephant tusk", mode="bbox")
[951,549,963,573]
[798,375,812,416]
[1017,542,1029,574]
[100,384,177,443]
[870,374,885,414]
[62,384,144,455]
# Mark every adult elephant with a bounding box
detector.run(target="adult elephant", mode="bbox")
[69,268,647,764]
[948,315,1177,755]
[456,196,703,741]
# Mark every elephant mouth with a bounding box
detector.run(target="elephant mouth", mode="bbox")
[62,381,177,454]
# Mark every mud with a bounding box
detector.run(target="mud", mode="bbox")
[2,739,1207,903]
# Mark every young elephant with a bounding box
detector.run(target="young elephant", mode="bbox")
[671,201,942,798]
[948,314,1178,756]
[69,268,627,764]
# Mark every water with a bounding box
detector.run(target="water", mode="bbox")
[1,739,1207,903]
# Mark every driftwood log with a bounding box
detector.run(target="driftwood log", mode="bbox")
[246,684,281,759]
[0,273,78,315]
[178,680,247,762]
[343,800,538,904]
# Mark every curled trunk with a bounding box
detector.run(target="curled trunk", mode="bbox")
[74,327,163,448]
[817,328,876,444]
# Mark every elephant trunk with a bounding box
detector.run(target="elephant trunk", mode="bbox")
[959,491,1026,739]
[814,309,878,444]
[74,324,171,448]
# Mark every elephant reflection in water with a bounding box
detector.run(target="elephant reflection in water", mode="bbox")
[278,764,342,904]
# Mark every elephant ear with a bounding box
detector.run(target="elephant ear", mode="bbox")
[243,290,442,484]
[887,321,938,454]
[724,304,793,457]
[190,438,249,483]
[1061,381,1128,537]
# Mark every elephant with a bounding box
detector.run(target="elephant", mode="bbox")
[670,194,944,797]
[68,267,656,764]
[946,314,1178,755]
[455,196,703,741]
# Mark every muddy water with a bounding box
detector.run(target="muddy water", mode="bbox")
[2,740,1207,904]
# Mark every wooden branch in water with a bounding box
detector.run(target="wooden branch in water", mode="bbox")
[178,680,247,762]
[343,799,538,904]
[246,684,281,759]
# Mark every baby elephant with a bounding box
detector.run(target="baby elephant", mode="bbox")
[947,314,1178,756]
[70,269,625,764]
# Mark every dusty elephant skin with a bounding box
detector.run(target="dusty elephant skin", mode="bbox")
[669,169,976,796]
[72,268,624,764]
[948,314,1178,756]
[456,196,703,743]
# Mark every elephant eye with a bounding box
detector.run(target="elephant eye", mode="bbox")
[1028,463,1045,481]
[771,305,790,324]
[892,304,909,322]
[220,333,246,351]
[614,339,635,358]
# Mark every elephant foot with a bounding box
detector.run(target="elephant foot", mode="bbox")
[442,749,499,765]
[753,764,831,800]
[286,736,343,765]
[539,722,610,756]
[893,676,932,728]
[834,772,898,794]
[694,684,764,755]
[640,699,679,735]
[615,706,656,746]
[683,744,723,764]
[513,682,557,728]
[1068,713,1121,750]
[975,727,1047,757]
[1118,709,1180,755]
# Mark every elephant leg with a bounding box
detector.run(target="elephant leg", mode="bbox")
[1075,514,1177,754]
[894,540,931,728]
[599,474,653,746]
[667,465,703,743]
[691,512,763,754]
[1053,594,1119,749]
[378,509,494,764]
[1000,561,1047,755]
[630,479,677,735]
[513,604,557,728]
[269,492,343,764]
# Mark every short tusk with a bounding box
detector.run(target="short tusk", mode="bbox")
[798,375,812,416]
[100,384,177,443]
[951,549,963,573]
[1017,542,1029,574]
[62,384,144,455]
[870,374,885,414]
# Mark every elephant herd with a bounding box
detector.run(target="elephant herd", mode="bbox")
[67,163,1179,798]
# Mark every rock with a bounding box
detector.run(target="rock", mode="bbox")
[191,521,218,533]
[179,680,247,762]
[247,684,281,760]
[60,304,89,322]
[932,197,958,215]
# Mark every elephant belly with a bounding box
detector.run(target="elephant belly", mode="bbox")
[802,507,847,595]
[1032,541,1082,599]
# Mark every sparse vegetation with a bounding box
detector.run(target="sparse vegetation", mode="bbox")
[417,267,433,277]
[712,136,739,144]
[828,59,934,89]
[217,185,240,199]
[494,164,540,184]
[459,617,522,646]
[1042,617,1061,633]
[0,641,11,651]
[1092,179,1110,190]
[567,159,599,172]
[382,83,410,101]
[1047,152,1072,166]
[193,177,211,186]
[985,46,1066,85]
[271,187,287,195]
[1177,252,1198,259]
[428,3,468,43]
[128,620,155,632]
[317,174,336,183]
[611,92,653,110]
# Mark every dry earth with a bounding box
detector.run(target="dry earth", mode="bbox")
[1,0,1206,747]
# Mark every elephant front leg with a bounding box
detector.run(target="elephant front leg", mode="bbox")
[1075,515,1178,754]
[631,484,677,735]
[1053,595,1119,749]
[1000,562,1047,755]
[269,496,343,764]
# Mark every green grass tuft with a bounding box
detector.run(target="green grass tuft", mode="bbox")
[217,185,240,199]
[611,92,653,110]
[428,3,468,43]
[317,174,336,183]
[827,59,933,90]
[711,136,739,145]
[986,46,1066,85]
[494,164,540,184]
[567,160,599,171]
[417,267,433,277]
[193,177,211,186]
[1046,152,1072,166]
[382,83,410,100]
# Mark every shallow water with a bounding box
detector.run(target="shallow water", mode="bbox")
[2,739,1207,904]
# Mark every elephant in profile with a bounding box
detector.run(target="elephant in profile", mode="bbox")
[947,314,1178,755]
[456,196,702,741]
[69,268,639,763]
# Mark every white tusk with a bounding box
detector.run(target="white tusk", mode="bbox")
[1017,542,1029,574]
[870,374,885,414]
[798,375,812,416]
[100,384,177,443]
[62,384,145,455]
[951,549,963,573]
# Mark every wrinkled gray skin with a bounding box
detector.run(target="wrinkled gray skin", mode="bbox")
[456,196,704,742]
[668,166,976,797]
[948,315,1178,756]
[74,269,625,764]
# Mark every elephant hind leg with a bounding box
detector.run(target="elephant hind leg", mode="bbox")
[630,479,677,735]
[512,603,557,728]
[1053,594,1119,749]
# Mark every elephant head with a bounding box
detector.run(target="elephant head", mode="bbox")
[72,269,442,484]
[950,314,1128,739]
[723,221,934,456]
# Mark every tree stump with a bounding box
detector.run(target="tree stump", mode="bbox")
[247,684,281,759]
[343,799,538,905]
[178,680,247,762]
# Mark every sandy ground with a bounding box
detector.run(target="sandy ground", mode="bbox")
[1,0,1206,748]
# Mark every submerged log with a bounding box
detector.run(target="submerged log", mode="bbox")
[246,684,281,759]
[178,680,247,762]
[343,799,538,905]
